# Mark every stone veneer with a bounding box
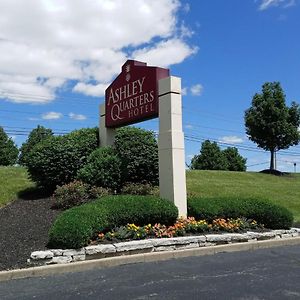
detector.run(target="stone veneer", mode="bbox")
[29,228,300,266]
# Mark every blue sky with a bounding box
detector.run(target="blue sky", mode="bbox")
[1,0,299,172]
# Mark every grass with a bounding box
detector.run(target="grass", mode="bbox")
[0,166,35,207]
[1,166,300,224]
[187,170,300,223]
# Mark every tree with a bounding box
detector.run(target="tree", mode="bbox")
[0,127,19,166]
[190,140,228,170]
[223,147,247,171]
[245,82,300,170]
[19,125,53,166]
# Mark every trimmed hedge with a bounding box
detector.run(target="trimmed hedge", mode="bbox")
[188,197,293,229]
[48,195,178,249]
[48,202,109,249]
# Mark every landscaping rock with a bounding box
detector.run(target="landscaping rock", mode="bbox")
[176,243,200,250]
[151,236,205,247]
[85,244,116,255]
[205,234,232,243]
[72,255,86,262]
[50,249,63,256]
[47,256,72,264]
[63,249,85,257]
[154,246,176,252]
[257,232,277,240]
[114,240,153,252]
[245,232,262,240]
[30,250,54,260]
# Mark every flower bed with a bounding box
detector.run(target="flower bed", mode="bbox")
[95,217,262,243]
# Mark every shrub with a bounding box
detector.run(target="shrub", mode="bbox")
[48,195,178,249]
[121,182,155,195]
[48,202,109,249]
[88,186,111,199]
[0,127,18,166]
[26,128,99,190]
[100,196,178,228]
[114,127,159,185]
[77,147,121,190]
[188,197,293,229]
[19,125,53,166]
[51,181,90,210]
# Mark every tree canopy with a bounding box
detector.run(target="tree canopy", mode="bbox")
[0,127,19,166]
[190,140,246,171]
[245,82,300,170]
[19,125,53,166]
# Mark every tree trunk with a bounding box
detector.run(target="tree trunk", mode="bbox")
[270,149,275,170]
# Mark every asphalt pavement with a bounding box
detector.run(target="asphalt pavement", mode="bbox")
[1,244,300,299]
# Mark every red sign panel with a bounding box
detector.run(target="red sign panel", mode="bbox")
[105,60,169,128]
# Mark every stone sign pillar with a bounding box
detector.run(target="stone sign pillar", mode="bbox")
[158,76,187,217]
[100,60,187,217]
[99,104,116,147]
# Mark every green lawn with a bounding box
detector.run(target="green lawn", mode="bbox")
[0,166,35,207]
[1,166,300,224]
[187,170,300,223]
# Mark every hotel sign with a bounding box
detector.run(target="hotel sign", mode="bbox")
[105,60,169,128]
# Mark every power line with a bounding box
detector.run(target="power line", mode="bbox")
[184,122,245,135]
[0,89,102,106]
[184,134,300,156]
[246,161,269,168]
[2,125,70,132]
[0,108,98,120]
[182,107,242,124]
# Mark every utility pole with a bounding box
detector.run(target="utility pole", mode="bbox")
[294,162,297,173]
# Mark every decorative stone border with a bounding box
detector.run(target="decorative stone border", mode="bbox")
[29,228,300,266]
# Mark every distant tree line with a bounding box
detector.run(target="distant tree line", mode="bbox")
[190,140,247,171]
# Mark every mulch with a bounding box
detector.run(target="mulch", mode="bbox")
[0,195,61,271]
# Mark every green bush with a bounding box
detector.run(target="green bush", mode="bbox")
[188,197,293,229]
[88,186,111,199]
[48,195,178,249]
[26,128,99,190]
[51,181,90,210]
[19,125,53,166]
[77,147,121,190]
[48,202,109,249]
[114,127,159,185]
[100,196,178,228]
[121,182,155,195]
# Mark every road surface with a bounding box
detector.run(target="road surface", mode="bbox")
[1,244,300,299]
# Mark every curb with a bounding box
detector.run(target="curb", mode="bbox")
[1,236,300,282]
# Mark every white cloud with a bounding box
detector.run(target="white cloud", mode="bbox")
[133,39,198,68]
[0,0,195,104]
[190,84,203,96]
[258,0,296,10]
[182,87,187,96]
[42,112,63,120]
[219,136,244,144]
[73,82,109,97]
[69,112,87,121]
